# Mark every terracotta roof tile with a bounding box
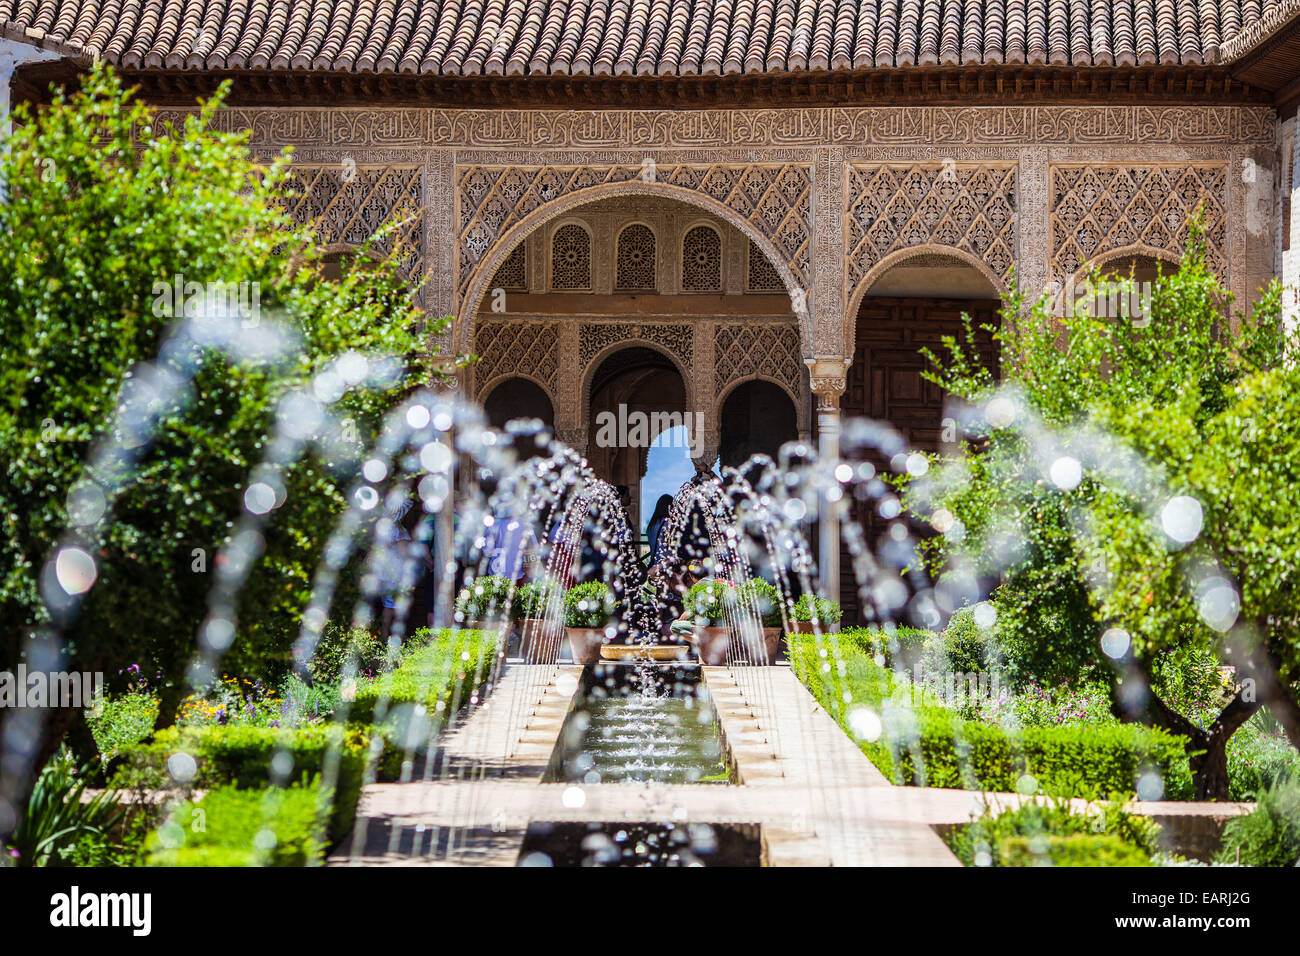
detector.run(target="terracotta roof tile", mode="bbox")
[2,0,1291,74]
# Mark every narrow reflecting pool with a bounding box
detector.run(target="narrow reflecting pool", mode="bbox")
[546,662,731,785]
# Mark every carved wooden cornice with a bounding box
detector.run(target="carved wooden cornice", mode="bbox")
[11,61,1275,111]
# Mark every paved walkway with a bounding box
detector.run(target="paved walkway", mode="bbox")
[327,660,1250,867]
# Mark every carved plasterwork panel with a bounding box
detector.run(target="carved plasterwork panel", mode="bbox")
[150,104,1276,369]
[279,165,423,279]
[456,163,811,298]
[714,324,803,400]
[578,323,695,373]
[209,106,1275,152]
[845,163,1018,300]
[1049,163,1229,284]
[472,320,560,398]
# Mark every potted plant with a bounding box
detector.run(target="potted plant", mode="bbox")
[790,593,842,633]
[685,579,737,665]
[454,574,513,640]
[563,581,616,664]
[514,579,562,661]
[735,577,785,662]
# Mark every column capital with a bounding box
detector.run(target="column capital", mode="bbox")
[805,355,851,407]
[556,428,588,457]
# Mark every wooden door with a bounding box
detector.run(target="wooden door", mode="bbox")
[836,296,1000,624]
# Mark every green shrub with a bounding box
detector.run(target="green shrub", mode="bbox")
[1226,710,1300,801]
[789,634,1191,799]
[350,629,498,723]
[564,582,616,628]
[303,624,394,687]
[1217,778,1300,866]
[454,575,512,624]
[114,724,366,844]
[985,675,1117,728]
[147,845,261,867]
[0,65,436,754]
[145,781,330,867]
[839,627,936,671]
[684,580,738,626]
[940,607,998,673]
[734,578,783,627]
[792,593,842,625]
[88,689,160,762]
[514,580,560,621]
[946,793,1161,867]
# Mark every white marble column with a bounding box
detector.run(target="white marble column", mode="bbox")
[806,357,851,613]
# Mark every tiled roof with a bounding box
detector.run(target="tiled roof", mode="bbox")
[0,0,1290,75]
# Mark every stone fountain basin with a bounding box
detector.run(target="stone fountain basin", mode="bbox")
[600,644,692,661]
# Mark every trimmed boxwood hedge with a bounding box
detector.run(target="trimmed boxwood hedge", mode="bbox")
[115,723,367,843]
[998,834,1154,867]
[789,634,1192,799]
[349,628,500,726]
[837,626,936,671]
[145,782,330,867]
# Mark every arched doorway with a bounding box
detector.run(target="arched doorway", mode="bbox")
[719,380,798,469]
[483,377,555,458]
[839,252,1002,623]
[484,377,555,431]
[586,346,688,544]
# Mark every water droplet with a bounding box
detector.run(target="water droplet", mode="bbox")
[986,396,1017,429]
[972,602,997,628]
[1049,455,1082,491]
[244,482,276,515]
[848,707,882,742]
[55,547,97,595]
[406,405,432,430]
[66,482,107,526]
[1160,495,1203,544]
[167,752,197,783]
[1100,627,1131,659]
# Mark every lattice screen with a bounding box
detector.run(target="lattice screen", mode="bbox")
[747,239,785,292]
[682,226,723,292]
[551,224,592,290]
[615,224,657,291]
[491,243,527,292]
[457,163,810,295]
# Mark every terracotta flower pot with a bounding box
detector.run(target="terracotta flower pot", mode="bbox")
[564,626,607,664]
[761,627,782,661]
[692,625,732,665]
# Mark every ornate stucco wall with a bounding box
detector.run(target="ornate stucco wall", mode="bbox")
[165,103,1279,430]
